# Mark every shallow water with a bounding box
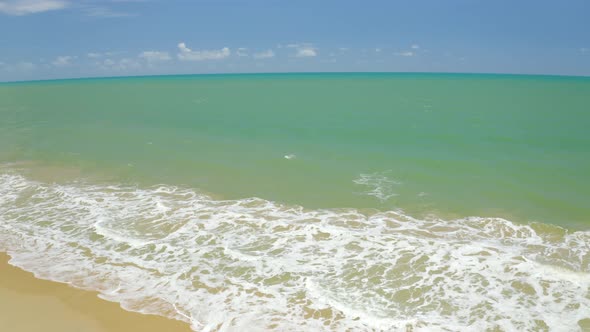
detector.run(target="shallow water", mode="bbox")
[1,73,589,331]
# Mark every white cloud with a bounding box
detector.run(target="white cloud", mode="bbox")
[287,43,317,57]
[375,48,382,53]
[0,0,68,15]
[0,61,36,74]
[581,48,588,54]
[411,44,420,49]
[87,51,117,58]
[98,58,141,71]
[338,47,349,51]
[0,61,35,72]
[177,42,230,61]
[253,49,275,59]
[236,48,248,57]
[83,5,134,18]
[297,48,316,57]
[139,51,171,62]
[51,55,75,67]
[19,62,35,70]
[395,51,414,57]
[119,58,140,69]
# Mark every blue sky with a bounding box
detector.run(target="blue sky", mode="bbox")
[0,0,589,81]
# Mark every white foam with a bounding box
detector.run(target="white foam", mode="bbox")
[353,171,400,202]
[0,172,589,331]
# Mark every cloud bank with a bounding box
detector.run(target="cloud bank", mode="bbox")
[253,50,275,59]
[0,0,68,15]
[177,42,230,61]
[139,51,171,62]
[395,51,414,57]
[51,55,75,66]
[288,44,317,57]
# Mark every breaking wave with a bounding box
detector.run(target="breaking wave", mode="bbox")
[1,172,589,331]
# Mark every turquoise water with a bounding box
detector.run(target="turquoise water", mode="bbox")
[1,73,589,330]
[2,73,590,226]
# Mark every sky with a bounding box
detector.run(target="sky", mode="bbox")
[0,0,589,82]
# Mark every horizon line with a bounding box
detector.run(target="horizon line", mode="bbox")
[2,70,589,85]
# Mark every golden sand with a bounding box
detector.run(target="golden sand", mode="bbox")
[0,252,191,332]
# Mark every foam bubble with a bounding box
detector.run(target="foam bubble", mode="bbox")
[0,172,589,331]
[353,171,400,202]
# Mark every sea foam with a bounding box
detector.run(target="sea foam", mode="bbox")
[0,172,589,331]
[353,171,400,202]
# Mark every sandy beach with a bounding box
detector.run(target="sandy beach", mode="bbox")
[0,252,191,332]
[1,74,589,330]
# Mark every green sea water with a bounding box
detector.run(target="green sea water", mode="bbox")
[1,73,589,227]
[1,73,589,331]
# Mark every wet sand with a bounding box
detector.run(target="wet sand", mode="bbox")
[0,252,191,332]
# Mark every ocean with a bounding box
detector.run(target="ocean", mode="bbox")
[0,73,589,331]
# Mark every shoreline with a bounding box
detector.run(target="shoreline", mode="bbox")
[0,252,191,332]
